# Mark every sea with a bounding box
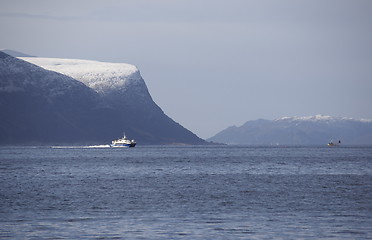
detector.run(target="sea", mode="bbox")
[0,145,371,239]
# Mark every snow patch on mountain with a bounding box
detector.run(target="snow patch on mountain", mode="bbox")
[20,57,141,94]
[0,52,90,98]
[360,118,372,123]
[274,114,370,122]
[276,114,333,122]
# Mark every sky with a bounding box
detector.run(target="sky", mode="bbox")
[1,0,372,139]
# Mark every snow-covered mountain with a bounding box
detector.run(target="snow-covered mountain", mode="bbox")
[208,115,372,145]
[19,57,158,115]
[0,51,205,145]
[19,57,144,95]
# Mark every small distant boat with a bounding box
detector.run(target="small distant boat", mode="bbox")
[110,133,136,148]
[328,140,341,146]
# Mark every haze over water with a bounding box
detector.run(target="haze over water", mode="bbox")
[1,145,371,239]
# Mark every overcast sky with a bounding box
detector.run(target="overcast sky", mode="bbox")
[1,0,372,138]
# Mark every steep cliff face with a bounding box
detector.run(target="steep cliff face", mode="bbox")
[0,52,205,145]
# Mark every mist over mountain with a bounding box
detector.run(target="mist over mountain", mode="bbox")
[0,51,205,145]
[208,115,372,145]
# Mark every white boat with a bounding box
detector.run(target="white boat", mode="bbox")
[110,134,136,147]
[328,140,341,146]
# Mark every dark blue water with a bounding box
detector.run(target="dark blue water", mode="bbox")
[1,145,371,239]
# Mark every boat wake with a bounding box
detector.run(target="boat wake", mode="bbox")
[51,145,111,149]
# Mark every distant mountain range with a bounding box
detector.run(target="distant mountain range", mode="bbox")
[208,115,372,145]
[0,50,205,145]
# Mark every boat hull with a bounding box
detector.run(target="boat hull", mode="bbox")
[328,143,339,147]
[110,143,136,148]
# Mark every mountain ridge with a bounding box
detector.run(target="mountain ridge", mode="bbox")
[0,49,35,57]
[208,115,372,145]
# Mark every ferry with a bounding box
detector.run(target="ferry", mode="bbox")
[110,134,136,147]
